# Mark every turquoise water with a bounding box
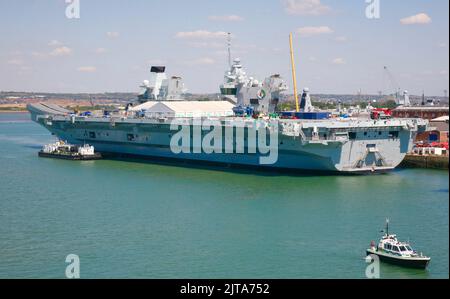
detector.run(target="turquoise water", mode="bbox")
[0,113,448,279]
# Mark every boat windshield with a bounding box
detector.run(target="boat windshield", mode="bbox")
[406,245,413,251]
[399,246,407,252]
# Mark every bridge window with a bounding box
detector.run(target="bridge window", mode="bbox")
[89,132,96,138]
[349,132,357,140]
[127,134,135,141]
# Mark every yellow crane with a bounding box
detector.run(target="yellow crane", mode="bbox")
[289,33,300,112]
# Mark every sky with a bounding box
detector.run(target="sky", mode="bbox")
[0,0,449,96]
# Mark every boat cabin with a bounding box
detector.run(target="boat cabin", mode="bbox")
[377,235,416,257]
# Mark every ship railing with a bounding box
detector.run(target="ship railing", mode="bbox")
[299,135,350,143]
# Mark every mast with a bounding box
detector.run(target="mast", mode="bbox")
[289,33,300,112]
[227,32,232,68]
[386,218,389,236]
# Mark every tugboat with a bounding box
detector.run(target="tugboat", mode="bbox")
[366,219,431,269]
[39,140,102,160]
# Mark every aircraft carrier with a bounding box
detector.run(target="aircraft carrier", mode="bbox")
[27,58,427,173]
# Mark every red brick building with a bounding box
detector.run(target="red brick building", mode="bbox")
[415,116,449,144]
[392,106,449,120]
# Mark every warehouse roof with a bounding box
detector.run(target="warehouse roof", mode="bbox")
[130,100,234,113]
[148,101,234,113]
[129,101,158,111]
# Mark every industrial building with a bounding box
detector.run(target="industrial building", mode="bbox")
[416,116,449,144]
[392,106,449,120]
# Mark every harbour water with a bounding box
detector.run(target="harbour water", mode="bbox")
[0,113,448,279]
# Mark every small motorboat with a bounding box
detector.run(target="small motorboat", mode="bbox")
[366,219,431,269]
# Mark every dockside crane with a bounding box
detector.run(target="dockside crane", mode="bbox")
[88,94,95,108]
[382,66,401,102]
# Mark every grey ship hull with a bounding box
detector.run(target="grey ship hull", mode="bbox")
[28,104,427,173]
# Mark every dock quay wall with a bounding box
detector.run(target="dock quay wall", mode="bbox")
[400,154,449,170]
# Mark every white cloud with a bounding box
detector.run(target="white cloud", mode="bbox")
[400,13,432,25]
[440,70,449,76]
[7,59,24,65]
[282,0,331,16]
[48,40,62,46]
[208,15,244,22]
[332,58,346,65]
[309,56,317,62]
[175,30,229,39]
[437,42,447,48]
[106,32,120,39]
[95,48,107,54]
[185,57,215,66]
[335,36,348,42]
[50,46,72,56]
[77,66,97,72]
[296,26,333,37]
